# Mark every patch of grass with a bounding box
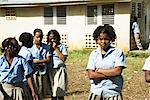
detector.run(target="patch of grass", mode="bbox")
[125,51,150,58]
[123,57,146,81]
[66,49,92,94]
[66,49,92,68]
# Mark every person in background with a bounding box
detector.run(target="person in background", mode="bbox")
[30,28,51,100]
[86,25,126,100]
[132,16,143,50]
[0,37,38,100]
[19,32,36,99]
[45,30,68,100]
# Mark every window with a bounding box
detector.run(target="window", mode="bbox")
[57,6,66,24]
[137,3,142,18]
[131,3,136,18]
[5,8,16,20]
[102,4,114,25]
[44,7,53,25]
[87,6,97,25]
[131,2,142,18]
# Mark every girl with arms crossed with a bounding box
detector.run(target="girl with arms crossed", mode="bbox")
[86,25,126,100]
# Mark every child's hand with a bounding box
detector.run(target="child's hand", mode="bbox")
[52,41,57,48]
[33,59,39,63]
[32,92,38,100]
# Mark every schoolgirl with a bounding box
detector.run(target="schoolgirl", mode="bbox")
[86,25,126,100]
[46,30,68,100]
[19,32,37,99]
[0,37,37,100]
[30,28,51,100]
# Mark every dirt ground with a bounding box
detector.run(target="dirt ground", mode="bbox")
[122,70,149,100]
[44,70,149,100]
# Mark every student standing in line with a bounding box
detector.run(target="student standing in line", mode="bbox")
[86,25,126,100]
[132,16,143,50]
[0,37,38,100]
[46,30,68,100]
[19,32,36,99]
[30,28,51,100]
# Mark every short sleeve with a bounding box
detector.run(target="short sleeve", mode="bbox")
[143,57,150,71]
[61,45,68,56]
[115,48,126,68]
[86,51,96,70]
[22,59,33,76]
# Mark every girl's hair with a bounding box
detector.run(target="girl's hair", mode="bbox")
[19,32,33,48]
[33,28,43,39]
[93,24,116,42]
[1,37,20,53]
[46,30,61,43]
[133,16,137,22]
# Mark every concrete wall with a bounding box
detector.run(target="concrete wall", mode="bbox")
[0,2,131,52]
[115,2,131,51]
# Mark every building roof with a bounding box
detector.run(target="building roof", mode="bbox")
[0,0,132,7]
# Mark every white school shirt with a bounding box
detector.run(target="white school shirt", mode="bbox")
[86,47,126,97]
[19,46,33,85]
[19,46,33,62]
[132,22,140,34]
[30,43,51,75]
[51,44,68,68]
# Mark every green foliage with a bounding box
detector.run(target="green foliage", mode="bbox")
[67,49,92,68]
[125,51,150,58]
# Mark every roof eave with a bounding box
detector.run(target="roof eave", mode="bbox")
[0,0,132,7]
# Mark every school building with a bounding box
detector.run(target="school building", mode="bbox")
[0,0,149,52]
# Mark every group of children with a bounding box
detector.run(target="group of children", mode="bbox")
[0,29,68,100]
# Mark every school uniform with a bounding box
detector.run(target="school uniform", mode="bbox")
[44,43,68,97]
[0,54,33,100]
[19,46,33,62]
[29,43,51,99]
[19,46,34,99]
[86,47,126,100]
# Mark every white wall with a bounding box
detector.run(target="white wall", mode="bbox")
[0,2,131,52]
[115,3,130,51]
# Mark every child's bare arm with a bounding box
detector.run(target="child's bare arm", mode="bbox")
[33,56,50,64]
[96,66,123,77]
[145,70,150,82]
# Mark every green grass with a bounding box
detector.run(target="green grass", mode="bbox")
[66,49,92,67]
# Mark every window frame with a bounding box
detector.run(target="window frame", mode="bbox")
[56,6,66,25]
[102,4,114,25]
[87,5,97,25]
[5,8,16,20]
[44,7,53,25]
